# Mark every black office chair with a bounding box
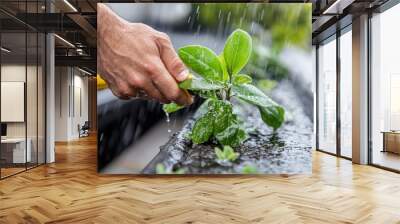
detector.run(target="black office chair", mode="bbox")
[78,121,90,138]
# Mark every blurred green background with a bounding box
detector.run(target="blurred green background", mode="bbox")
[195,3,311,89]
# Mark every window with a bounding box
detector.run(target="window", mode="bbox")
[340,29,352,158]
[317,36,337,154]
[370,3,400,171]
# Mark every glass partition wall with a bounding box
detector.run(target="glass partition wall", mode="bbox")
[339,28,352,159]
[315,1,400,171]
[370,3,400,171]
[0,2,46,179]
[317,35,337,155]
[316,27,353,159]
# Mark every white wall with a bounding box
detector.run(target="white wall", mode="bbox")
[1,63,46,164]
[1,65,40,138]
[54,67,89,141]
[1,65,25,136]
[55,66,69,141]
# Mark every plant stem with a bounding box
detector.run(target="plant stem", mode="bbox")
[226,88,231,101]
[226,72,233,101]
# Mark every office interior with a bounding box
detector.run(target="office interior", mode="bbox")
[0,0,400,222]
[0,0,97,179]
[314,0,400,172]
[0,0,399,177]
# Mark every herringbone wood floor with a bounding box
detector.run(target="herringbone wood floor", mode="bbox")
[1,135,400,224]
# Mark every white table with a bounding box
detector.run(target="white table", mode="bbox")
[1,138,31,163]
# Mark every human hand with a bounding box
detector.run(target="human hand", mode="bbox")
[97,3,193,105]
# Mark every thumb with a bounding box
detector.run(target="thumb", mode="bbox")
[157,35,189,82]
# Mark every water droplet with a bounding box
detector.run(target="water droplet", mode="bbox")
[165,111,171,134]
[239,17,243,28]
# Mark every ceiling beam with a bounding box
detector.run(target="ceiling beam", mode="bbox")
[322,0,356,15]
[67,13,97,46]
[55,55,96,70]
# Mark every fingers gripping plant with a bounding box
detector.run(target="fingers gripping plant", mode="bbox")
[163,29,285,147]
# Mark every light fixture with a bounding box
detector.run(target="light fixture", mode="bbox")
[1,47,11,53]
[63,0,78,12]
[54,34,75,48]
[323,0,341,14]
[322,0,354,15]
[78,67,93,76]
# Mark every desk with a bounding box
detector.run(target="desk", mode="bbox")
[1,138,31,163]
[382,131,400,154]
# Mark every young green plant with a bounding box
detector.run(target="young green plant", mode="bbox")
[215,145,239,162]
[156,163,185,174]
[163,29,285,147]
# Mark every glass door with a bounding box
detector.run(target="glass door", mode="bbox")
[27,30,38,169]
[1,30,28,178]
[0,1,46,179]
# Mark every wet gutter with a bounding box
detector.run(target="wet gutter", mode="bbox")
[142,79,313,174]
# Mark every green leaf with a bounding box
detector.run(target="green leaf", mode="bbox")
[218,54,230,82]
[227,152,239,161]
[163,103,185,114]
[259,105,285,130]
[215,147,224,160]
[232,84,285,129]
[179,75,224,91]
[224,146,239,161]
[197,90,218,99]
[214,146,239,162]
[215,122,248,147]
[257,79,277,92]
[233,74,252,85]
[241,164,258,174]
[207,99,233,134]
[223,29,252,75]
[156,163,166,174]
[196,99,211,118]
[232,84,278,107]
[156,163,185,174]
[179,45,224,82]
[191,114,214,144]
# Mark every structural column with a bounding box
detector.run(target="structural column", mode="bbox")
[45,0,56,163]
[352,14,369,164]
[46,33,55,163]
